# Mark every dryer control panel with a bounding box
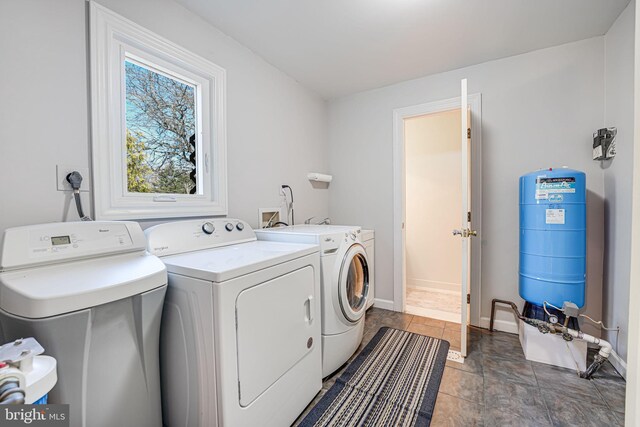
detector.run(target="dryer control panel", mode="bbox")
[145,218,256,257]
[0,221,145,271]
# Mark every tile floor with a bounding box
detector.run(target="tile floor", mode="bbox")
[295,307,626,427]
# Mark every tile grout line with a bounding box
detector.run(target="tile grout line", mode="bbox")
[437,389,485,407]
[591,377,618,413]
[531,362,555,426]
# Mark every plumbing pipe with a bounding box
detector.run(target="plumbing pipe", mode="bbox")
[490,298,612,379]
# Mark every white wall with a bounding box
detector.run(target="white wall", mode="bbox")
[0,0,329,235]
[328,37,605,335]
[603,0,635,364]
[405,110,462,292]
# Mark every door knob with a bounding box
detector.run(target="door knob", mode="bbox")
[452,229,477,238]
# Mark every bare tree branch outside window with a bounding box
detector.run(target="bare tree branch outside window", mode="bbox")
[125,60,197,194]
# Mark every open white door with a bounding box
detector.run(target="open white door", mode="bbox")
[454,79,475,357]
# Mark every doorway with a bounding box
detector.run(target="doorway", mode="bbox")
[404,109,463,323]
[392,91,482,356]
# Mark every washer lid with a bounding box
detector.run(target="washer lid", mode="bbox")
[255,224,359,237]
[0,253,167,319]
[160,240,318,282]
[255,225,361,254]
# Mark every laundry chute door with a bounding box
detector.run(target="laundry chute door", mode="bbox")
[458,78,474,357]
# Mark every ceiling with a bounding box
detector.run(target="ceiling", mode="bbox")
[175,0,631,99]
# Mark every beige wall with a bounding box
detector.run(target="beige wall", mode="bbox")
[405,109,462,292]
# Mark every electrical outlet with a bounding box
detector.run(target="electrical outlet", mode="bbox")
[57,165,91,192]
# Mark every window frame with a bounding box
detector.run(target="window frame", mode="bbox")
[90,2,227,220]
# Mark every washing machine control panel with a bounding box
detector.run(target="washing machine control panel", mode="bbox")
[1,221,146,271]
[27,223,134,256]
[145,218,256,257]
[202,222,215,235]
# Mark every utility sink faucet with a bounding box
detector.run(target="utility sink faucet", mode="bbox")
[304,217,331,225]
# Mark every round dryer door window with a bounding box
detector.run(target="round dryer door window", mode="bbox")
[338,244,370,323]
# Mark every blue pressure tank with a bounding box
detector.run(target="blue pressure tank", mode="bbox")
[519,168,586,308]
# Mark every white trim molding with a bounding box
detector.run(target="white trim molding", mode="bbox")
[609,349,627,380]
[372,298,395,311]
[90,2,227,220]
[479,316,519,334]
[392,93,483,327]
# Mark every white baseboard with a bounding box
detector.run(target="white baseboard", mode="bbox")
[373,298,394,310]
[479,316,519,334]
[609,349,627,379]
[406,278,460,293]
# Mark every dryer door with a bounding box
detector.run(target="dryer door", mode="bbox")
[235,266,316,407]
[338,244,369,323]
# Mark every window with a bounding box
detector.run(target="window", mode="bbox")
[90,3,227,219]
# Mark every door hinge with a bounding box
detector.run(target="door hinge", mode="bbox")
[467,128,471,139]
[467,293,470,304]
[467,211,471,222]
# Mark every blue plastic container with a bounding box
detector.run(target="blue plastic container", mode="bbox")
[32,394,48,405]
[519,168,586,308]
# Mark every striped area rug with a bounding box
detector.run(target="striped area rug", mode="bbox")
[300,327,449,427]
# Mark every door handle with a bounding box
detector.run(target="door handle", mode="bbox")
[305,295,314,323]
[452,229,478,238]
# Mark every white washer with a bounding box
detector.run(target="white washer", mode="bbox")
[255,225,370,377]
[145,218,322,427]
[0,221,167,427]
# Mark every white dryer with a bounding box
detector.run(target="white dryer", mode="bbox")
[255,225,370,377]
[145,218,322,427]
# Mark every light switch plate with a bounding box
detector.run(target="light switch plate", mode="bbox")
[57,165,91,192]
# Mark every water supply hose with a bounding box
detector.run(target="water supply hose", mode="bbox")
[281,185,294,225]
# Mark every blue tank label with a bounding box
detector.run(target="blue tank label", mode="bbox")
[535,177,576,200]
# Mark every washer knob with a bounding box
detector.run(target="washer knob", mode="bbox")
[236,222,245,231]
[202,222,215,235]
[350,232,357,240]
[225,222,234,232]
